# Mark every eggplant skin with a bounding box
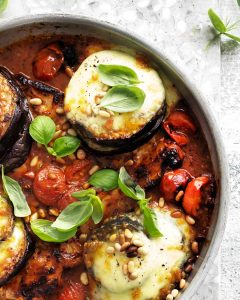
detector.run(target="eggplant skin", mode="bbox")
[0,219,33,287]
[0,66,32,173]
[77,103,166,155]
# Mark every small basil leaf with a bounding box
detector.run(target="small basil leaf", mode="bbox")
[89,169,118,191]
[1,166,31,217]
[118,167,145,200]
[139,201,162,238]
[47,147,57,156]
[98,64,142,86]
[90,195,104,224]
[208,9,227,33]
[224,32,240,42]
[53,136,81,157]
[0,0,8,13]
[52,201,93,231]
[29,116,56,146]
[31,219,77,242]
[72,189,96,200]
[98,85,145,113]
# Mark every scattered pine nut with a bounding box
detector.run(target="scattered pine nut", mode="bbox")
[24,171,35,179]
[30,98,42,105]
[171,210,182,218]
[24,216,30,223]
[171,289,179,298]
[129,271,138,280]
[120,242,131,252]
[38,208,46,218]
[122,263,128,275]
[119,233,125,245]
[179,278,186,289]
[191,241,199,254]
[65,66,74,77]
[127,261,135,273]
[30,156,39,167]
[114,243,121,251]
[159,197,165,208]
[30,212,38,222]
[99,110,110,118]
[49,208,59,217]
[185,264,193,273]
[80,272,88,285]
[166,294,174,300]
[56,107,65,114]
[106,246,115,254]
[86,104,92,116]
[125,159,134,167]
[83,182,90,189]
[125,229,133,240]
[186,215,196,225]
[109,233,117,242]
[175,190,184,201]
[79,233,88,243]
[132,239,144,247]
[67,128,77,136]
[77,149,86,160]
[53,130,62,139]
[89,165,100,175]
[138,247,148,256]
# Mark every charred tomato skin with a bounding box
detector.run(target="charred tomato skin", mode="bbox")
[33,164,67,206]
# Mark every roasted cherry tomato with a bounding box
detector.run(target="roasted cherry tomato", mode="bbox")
[182,176,209,217]
[163,111,196,146]
[162,142,185,169]
[64,160,93,186]
[33,43,64,81]
[33,164,67,206]
[58,281,86,300]
[160,169,192,201]
[57,186,80,210]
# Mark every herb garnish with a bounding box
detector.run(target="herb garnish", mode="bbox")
[0,0,8,13]
[1,166,31,217]
[29,116,81,157]
[208,9,240,42]
[89,169,119,191]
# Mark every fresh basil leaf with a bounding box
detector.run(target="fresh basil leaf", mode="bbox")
[31,219,77,242]
[208,9,227,33]
[238,0,240,7]
[139,201,162,238]
[29,116,56,146]
[118,167,145,200]
[72,189,96,200]
[0,0,8,13]
[52,201,93,231]
[224,32,240,42]
[1,166,31,217]
[53,136,81,157]
[98,85,145,113]
[98,64,142,86]
[47,147,57,156]
[89,169,118,191]
[90,195,104,224]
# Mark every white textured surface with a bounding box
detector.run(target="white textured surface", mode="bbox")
[0,0,230,299]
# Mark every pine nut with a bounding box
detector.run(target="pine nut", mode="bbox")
[106,246,115,254]
[24,216,30,223]
[109,233,117,242]
[171,210,182,218]
[83,182,90,189]
[49,208,59,217]
[159,197,165,208]
[30,98,42,105]
[175,190,184,201]
[132,239,144,247]
[38,208,46,218]
[65,66,74,77]
[125,229,133,240]
[166,294,174,300]
[77,149,86,160]
[171,289,179,298]
[191,241,199,254]
[53,130,62,139]
[67,128,77,137]
[129,271,138,280]
[125,159,134,167]
[114,243,121,251]
[122,264,128,275]
[30,212,38,221]
[185,264,193,273]
[56,157,65,164]
[138,247,148,256]
[79,233,88,243]
[127,261,135,273]
[24,171,35,179]
[80,272,88,285]
[56,107,65,114]
[86,105,92,116]
[119,233,125,245]
[120,242,131,252]
[179,278,186,289]
[30,156,38,167]
[186,215,196,225]
[99,110,110,118]
[89,165,100,175]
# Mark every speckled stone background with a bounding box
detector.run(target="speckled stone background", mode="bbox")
[0,0,239,299]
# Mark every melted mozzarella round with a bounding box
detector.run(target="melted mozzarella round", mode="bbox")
[64,50,165,140]
[85,209,193,300]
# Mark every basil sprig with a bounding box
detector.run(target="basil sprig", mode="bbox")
[118,167,162,238]
[98,64,142,86]
[89,169,118,191]
[29,116,81,157]
[208,9,240,42]
[98,85,145,113]
[1,166,31,217]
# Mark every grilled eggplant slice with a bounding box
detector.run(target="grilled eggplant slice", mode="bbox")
[0,196,13,241]
[0,66,32,172]
[0,218,32,286]
[64,50,166,154]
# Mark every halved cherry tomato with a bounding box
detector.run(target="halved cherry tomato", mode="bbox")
[58,281,86,300]
[33,43,64,81]
[160,169,193,201]
[163,111,196,146]
[57,186,80,210]
[33,164,67,206]
[182,176,209,217]
[65,160,93,186]
[162,142,185,169]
